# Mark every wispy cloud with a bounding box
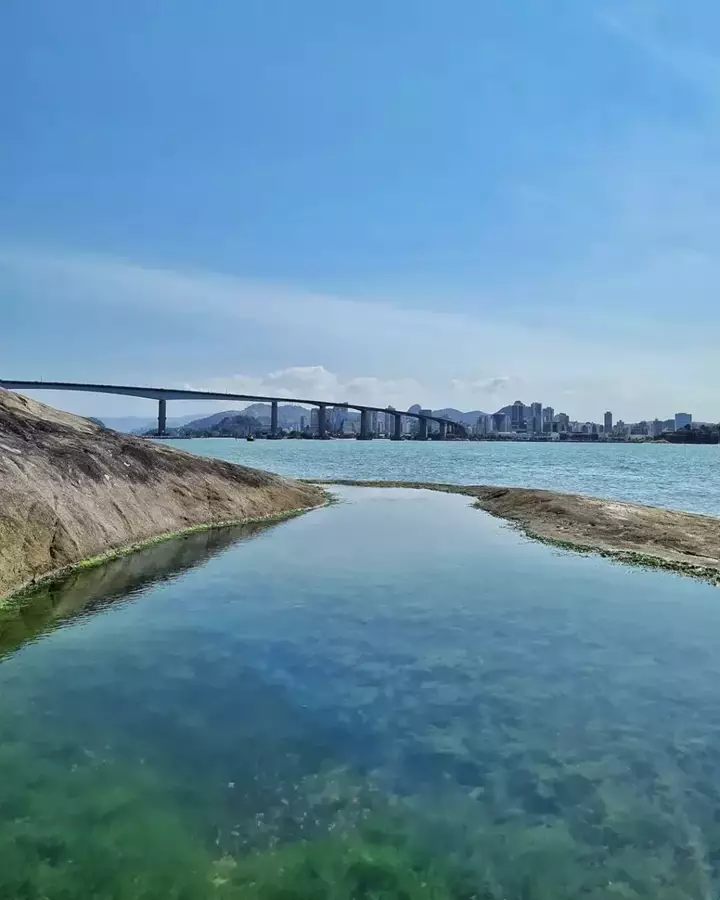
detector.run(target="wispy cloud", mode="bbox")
[596,1,720,106]
[475,376,514,394]
[186,366,426,409]
[2,243,719,420]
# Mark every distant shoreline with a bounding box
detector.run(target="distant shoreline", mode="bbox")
[154,434,719,444]
[314,481,720,585]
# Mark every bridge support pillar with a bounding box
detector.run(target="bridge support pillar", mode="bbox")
[418,417,428,440]
[157,398,167,436]
[439,420,447,440]
[270,400,278,437]
[392,413,403,441]
[317,404,327,438]
[359,409,372,440]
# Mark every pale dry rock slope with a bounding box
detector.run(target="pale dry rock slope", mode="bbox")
[0,390,323,599]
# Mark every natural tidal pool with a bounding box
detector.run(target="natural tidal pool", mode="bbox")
[2,487,720,899]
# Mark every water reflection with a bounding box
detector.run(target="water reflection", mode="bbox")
[0,522,270,658]
[1,487,720,899]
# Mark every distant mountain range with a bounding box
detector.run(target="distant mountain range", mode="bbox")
[175,409,250,431]
[99,404,712,437]
[176,404,312,432]
[177,404,488,430]
[431,408,488,425]
[241,403,311,425]
[99,414,201,433]
[179,413,260,438]
[100,403,489,434]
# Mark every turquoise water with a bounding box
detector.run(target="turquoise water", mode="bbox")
[164,438,720,516]
[2,487,720,898]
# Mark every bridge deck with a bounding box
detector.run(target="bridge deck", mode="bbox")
[0,380,466,431]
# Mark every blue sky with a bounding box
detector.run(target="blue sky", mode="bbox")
[2,0,719,420]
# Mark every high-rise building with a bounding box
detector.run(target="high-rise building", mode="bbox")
[542,406,554,431]
[476,414,491,436]
[310,408,319,433]
[510,400,525,431]
[325,407,339,433]
[369,411,378,435]
[650,419,663,437]
[492,412,510,433]
[674,412,692,431]
[556,412,570,432]
[530,402,542,434]
[604,411,612,433]
[384,406,395,435]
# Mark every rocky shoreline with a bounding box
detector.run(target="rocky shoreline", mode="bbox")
[0,391,325,602]
[3,385,718,604]
[317,480,720,584]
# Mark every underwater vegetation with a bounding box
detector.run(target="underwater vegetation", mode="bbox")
[3,488,720,899]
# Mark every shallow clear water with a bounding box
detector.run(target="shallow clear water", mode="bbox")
[2,488,720,898]
[163,437,720,516]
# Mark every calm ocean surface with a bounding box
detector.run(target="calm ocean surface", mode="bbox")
[3,487,720,898]
[165,438,720,516]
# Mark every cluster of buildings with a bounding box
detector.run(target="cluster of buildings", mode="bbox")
[302,405,424,437]
[281,399,699,441]
[471,402,695,441]
[473,401,558,437]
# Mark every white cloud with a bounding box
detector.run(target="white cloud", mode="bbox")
[185,366,426,409]
[474,376,515,395]
[0,243,560,398]
[2,243,720,421]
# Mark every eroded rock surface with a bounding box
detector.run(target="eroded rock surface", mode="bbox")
[0,390,323,599]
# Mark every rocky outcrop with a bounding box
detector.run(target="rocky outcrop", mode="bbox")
[468,485,720,575]
[0,391,324,600]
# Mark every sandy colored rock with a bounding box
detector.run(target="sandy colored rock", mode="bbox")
[322,481,720,581]
[0,390,324,600]
[469,485,720,571]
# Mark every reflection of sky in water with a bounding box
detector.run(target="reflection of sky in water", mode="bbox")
[1,486,720,898]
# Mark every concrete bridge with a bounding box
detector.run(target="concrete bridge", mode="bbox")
[0,380,467,440]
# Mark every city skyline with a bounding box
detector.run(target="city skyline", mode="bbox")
[2,368,710,428]
[67,386,705,438]
[160,399,699,440]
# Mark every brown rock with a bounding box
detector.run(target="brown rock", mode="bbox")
[0,390,323,600]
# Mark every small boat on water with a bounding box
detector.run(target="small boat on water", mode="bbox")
[246,434,255,442]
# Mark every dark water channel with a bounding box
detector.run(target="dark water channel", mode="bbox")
[2,487,720,899]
